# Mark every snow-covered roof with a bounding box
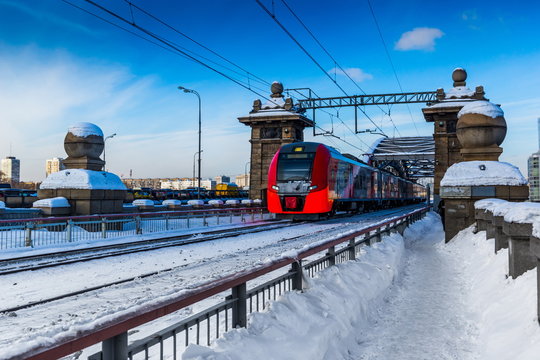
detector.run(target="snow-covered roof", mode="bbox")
[445,86,475,99]
[440,161,527,187]
[33,197,70,208]
[188,200,205,206]
[40,169,127,190]
[208,199,224,205]
[261,97,285,110]
[458,100,504,119]
[68,122,103,138]
[162,199,182,206]
[246,109,299,118]
[428,100,475,109]
[503,202,540,225]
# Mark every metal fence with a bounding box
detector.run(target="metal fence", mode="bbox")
[18,206,429,360]
[0,207,269,250]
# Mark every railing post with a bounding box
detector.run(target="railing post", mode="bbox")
[327,246,336,266]
[203,213,208,226]
[216,212,220,225]
[231,283,247,328]
[374,229,382,243]
[187,213,191,228]
[25,222,33,247]
[251,209,255,222]
[66,219,73,243]
[241,211,245,222]
[230,211,233,224]
[101,217,107,239]
[260,208,263,220]
[102,331,128,360]
[135,216,142,234]
[348,238,356,260]
[165,214,169,230]
[290,260,303,291]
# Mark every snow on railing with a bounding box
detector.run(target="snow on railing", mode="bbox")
[18,206,431,360]
[0,207,268,250]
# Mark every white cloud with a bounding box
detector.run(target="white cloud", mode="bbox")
[327,67,373,82]
[395,27,444,51]
[0,46,253,182]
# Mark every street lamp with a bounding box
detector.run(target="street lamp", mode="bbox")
[193,150,203,188]
[244,161,250,190]
[178,86,202,199]
[103,133,117,171]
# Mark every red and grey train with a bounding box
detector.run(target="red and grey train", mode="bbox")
[267,142,427,219]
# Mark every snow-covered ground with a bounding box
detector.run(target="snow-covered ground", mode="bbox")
[0,206,420,359]
[183,212,540,360]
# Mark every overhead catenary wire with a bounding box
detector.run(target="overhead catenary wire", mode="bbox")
[366,0,420,136]
[255,0,392,140]
[63,0,370,154]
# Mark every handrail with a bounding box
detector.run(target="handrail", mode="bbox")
[20,205,430,360]
[0,206,265,224]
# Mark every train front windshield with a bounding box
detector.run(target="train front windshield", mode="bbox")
[277,152,315,181]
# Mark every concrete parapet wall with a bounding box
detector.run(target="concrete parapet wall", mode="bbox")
[474,199,540,321]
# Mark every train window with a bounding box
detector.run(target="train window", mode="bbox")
[277,153,315,181]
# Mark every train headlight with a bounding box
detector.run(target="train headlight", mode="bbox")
[309,185,318,191]
[272,185,279,191]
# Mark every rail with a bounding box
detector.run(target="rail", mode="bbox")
[17,206,430,360]
[0,207,269,250]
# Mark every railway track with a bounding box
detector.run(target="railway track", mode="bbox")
[0,220,295,276]
[0,206,423,315]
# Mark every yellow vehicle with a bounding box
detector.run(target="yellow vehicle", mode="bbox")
[215,183,239,197]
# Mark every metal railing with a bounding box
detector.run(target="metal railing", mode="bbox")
[18,206,429,360]
[0,207,269,250]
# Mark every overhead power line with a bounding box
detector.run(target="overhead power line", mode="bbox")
[366,0,420,136]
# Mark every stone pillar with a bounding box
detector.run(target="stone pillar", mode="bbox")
[238,82,314,201]
[492,215,509,252]
[422,68,487,203]
[503,221,536,278]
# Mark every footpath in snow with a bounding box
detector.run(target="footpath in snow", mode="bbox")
[183,212,540,360]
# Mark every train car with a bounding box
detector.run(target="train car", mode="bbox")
[267,142,426,219]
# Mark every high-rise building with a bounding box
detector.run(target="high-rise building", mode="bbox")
[528,118,540,202]
[1,156,20,184]
[214,175,231,184]
[45,157,65,176]
[235,174,250,189]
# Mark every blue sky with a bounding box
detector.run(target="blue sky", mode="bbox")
[0,0,539,181]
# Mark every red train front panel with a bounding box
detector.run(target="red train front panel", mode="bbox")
[267,142,333,214]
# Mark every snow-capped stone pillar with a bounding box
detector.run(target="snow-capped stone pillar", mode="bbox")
[238,82,314,201]
[38,123,127,216]
[529,235,540,323]
[440,161,528,242]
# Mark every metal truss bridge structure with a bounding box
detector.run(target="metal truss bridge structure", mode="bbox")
[368,136,435,179]
[285,88,439,180]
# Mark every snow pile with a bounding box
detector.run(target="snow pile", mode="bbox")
[253,199,262,205]
[40,169,127,190]
[0,201,5,209]
[32,197,70,208]
[183,231,406,360]
[188,200,205,206]
[133,199,154,206]
[445,86,475,99]
[225,200,239,205]
[68,122,103,138]
[458,100,504,119]
[208,200,224,205]
[241,199,253,205]
[475,198,508,210]
[446,226,540,360]
[440,161,527,186]
[162,199,182,206]
[181,215,452,360]
[503,202,540,224]
[261,96,285,110]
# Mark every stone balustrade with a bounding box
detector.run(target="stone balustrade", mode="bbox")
[474,199,540,322]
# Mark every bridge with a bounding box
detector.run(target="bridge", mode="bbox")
[367,136,435,179]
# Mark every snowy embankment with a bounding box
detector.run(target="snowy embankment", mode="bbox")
[183,212,540,360]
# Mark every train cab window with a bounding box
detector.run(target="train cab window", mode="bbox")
[277,152,315,181]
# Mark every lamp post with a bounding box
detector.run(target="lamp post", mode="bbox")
[244,161,250,190]
[193,150,203,188]
[179,86,202,199]
[103,133,117,171]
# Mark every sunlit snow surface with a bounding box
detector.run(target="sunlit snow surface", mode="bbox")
[184,213,540,360]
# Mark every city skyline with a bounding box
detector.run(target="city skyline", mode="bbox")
[0,0,539,181]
